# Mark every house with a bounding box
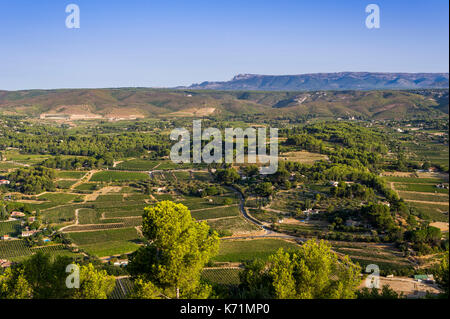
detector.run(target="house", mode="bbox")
[0,259,11,268]
[28,216,36,223]
[0,179,10,185]
[10,211,25,218]
[414,274,435,284]
[380,201,391,207]
[1,235,10,240]
[21,230,37,237]
[113,260,128,267]
[329,181,339,187]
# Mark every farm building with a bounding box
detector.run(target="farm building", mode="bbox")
[21,230,37,237]
[10,211,26,218]
[0,259,11,268]
[414,274,435,284]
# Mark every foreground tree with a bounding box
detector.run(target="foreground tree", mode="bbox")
[435,250,449,297]
[72,264,116,299]
[239,240,361,299]
[0,252,115,299]
[128,201,220,299]
[0,268,33,299]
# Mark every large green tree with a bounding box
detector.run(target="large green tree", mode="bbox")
[239,240,361,299]
[128,201,220,299]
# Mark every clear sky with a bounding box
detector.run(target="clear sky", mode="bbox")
[0,0,448,90]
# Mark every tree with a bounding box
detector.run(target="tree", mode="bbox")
[0,252,115,299]
[357,285,402,299]
[435,251,449,297]
[0,268,33,299]
[215,168,240,185]
[128,277,162,299]
[254,182,273,197]
[128,201,219,299]
[72,264,116,299]
[239,240,361,299]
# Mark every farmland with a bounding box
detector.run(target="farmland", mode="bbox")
[0,111,448,299]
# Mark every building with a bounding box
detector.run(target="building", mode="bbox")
[414,274,435,284]
[329,181,339,187]
[0,259,11,268]
[1,235,10,240]
[0,179,10,185]
[10,211,26,218]
[21,230,37,237]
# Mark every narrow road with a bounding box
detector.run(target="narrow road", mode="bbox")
[228,186,300,241]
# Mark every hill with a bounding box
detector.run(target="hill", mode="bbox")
[187,72,449,91]
[0,87,448,120]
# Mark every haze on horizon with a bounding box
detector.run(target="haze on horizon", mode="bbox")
[0,0,448,91]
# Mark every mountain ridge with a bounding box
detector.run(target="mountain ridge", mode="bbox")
[187,72,449,91]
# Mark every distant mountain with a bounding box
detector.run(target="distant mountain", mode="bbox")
[187,72,449,91]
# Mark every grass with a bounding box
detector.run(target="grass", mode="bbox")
[115,159,159,171]
[75,183,100,191]
[67,227,142,257]
[30,193,81,210]
[0,220,21,237]
[68,227,141,246]
[56,171,86,179]
[80,241,141,257]
[394,183,448,194]
[77,208,101,224]
[409,202,449,222]
[212,239,299,262]
[90,171,149,182]
[397,191,448,203]
[42,205,79,224]
[201,268,242,285]
[207,216,260,235]
[55,180,78,189]
[383,176,445,184]
[191,206,240,220]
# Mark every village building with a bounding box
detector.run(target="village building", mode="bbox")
[10,211,26,218]
[0,259,12,268]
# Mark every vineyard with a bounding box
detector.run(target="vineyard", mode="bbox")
[0,240,73,261]
[108,277,135,299]
[0,221,21,237]
[201,267,242,286]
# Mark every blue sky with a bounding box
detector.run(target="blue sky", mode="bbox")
[0,0,448,90]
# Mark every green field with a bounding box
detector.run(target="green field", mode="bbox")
[394,183,448,194]
[56,171,86,179]
[68,227,142,257]
[55,180,78,189]
[191,206,240,220]
[90,171,149,182]
[201,268,242,285]
[115,159,159,171]
[408,202,449,222]
[213,239,299,262]
[207,217,260,235]
[0,220,21,237]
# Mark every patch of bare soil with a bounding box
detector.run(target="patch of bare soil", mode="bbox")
[430,222,449,232]
[169,107,216,116]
